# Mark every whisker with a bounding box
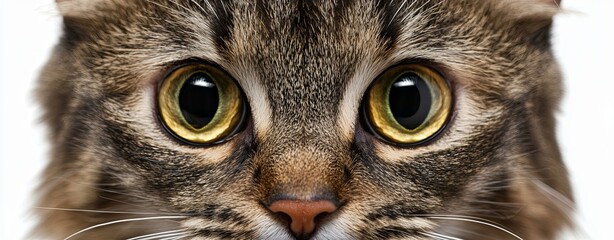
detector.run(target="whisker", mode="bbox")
[423,231,464,240]
[126,231,185,240]
[98,194,146,207]
[127,229,187,240]
[126,229,184,240]
[423,216,522,240]
[421,232,454,240]
[432,225,502,240]
[460,200,522,220]
[49,175,156,202]
[35,207,192,216]
[63,216,188,240]
[421,232,443,240]
[162,234,191,240]
[530,179,575,213]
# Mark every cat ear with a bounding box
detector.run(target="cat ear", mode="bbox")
[535,0,561,6]
[499,0,562,19]
[55,0,112,18]
[495,0,562,47]
[54,0,120,43]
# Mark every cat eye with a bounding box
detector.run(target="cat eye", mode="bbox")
[362,64,452,145]
[158,63,246,145]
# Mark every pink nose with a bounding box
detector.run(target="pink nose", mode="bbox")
[268,199,338,237]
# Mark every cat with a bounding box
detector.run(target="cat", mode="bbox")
[35,0,574,239]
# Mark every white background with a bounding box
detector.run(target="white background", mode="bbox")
[1,0,612,239]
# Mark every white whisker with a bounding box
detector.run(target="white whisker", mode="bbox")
[127,229,187,240]
[136,233,189,240]
[423,231,464,240]
[425,216,522,240]
[50,175,158,202]
[133,233,190,240]
[530,179,575,212]
[35,206,190,216]
[422,232,445,240]
[63,216,188,240]
[161,234,191,240]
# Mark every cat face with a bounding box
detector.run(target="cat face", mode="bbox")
[37,0,572,239]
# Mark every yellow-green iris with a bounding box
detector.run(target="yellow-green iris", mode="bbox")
[158,64,245,144]
[364,64,452,145]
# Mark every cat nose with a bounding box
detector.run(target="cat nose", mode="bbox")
[268,199,338,238]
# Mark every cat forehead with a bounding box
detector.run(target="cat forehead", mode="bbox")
[62,0,558,86]
[62,0,559,84]
[60,0,558,138]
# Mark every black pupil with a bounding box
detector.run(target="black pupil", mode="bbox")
[178,73,219,129]
[388,72,432,130]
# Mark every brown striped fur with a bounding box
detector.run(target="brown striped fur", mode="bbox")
[35,0,573,239]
